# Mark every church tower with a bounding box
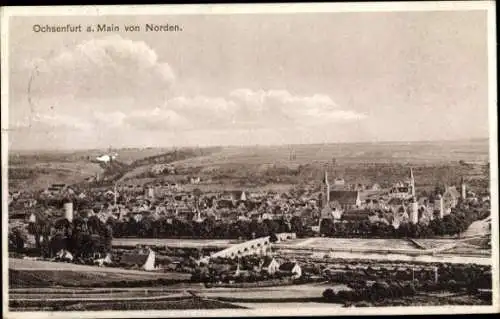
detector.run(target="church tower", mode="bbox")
[461,177,466,200]
[410,197,419,224]
[323,171,330,208]
[409,168,416,198]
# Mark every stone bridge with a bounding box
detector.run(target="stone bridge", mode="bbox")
[204,233,296,261]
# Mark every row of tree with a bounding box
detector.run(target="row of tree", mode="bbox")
[9,215,113,260]
[320,205,489,239]
[109,217,299,240]
[106,201,487,240]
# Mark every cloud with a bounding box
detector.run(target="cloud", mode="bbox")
[11,112,92,132]
[121,89,366,131]
[123,108,192,131]
[17,37,365,135]
[27,35,174,105]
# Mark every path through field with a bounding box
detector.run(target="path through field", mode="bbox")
[460,216,491,238]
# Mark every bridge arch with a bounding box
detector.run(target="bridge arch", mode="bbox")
[207,233,296,260]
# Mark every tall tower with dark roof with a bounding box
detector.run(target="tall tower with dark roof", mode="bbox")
[409,168,416,198]
[323,171,330,208]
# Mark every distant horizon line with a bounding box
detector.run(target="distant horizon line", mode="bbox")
[9,136,489,153]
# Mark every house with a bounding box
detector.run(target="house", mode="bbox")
[279,262,302,279]
[443,186,460,209]
[329,191,361,210]
[260,257,280,275]
[190,177,201,184]
[51,183,67,190]
[333,178,346,189]
[28,212,37,223]
[94,253,113,267]
[389,186,412,199]
[119,248,156,271]
[221,191,248,202]
[55,249,73,262]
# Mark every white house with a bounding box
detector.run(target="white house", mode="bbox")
[278,262,302,279]
[55,249,74,262]
[96,153,118,164]
[95,253,113,267]
[260,257,280,275]
[120,248,156,271]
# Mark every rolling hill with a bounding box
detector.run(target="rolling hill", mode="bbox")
[8,139,490,192]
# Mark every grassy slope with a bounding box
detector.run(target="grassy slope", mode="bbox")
[9,161,104,190]
[8,139,490,192]
[9,258,190,288]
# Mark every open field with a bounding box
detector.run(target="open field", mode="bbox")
[461,217,491,238]
[9,268,189,288]
[277,238,419,251]
[8,283,341,311]
[197,283,345,300]
[9,296,244,311]
[293,250,491,266]
[9,148,178,165]
[10,290,188,300]
[10,258,185,275]
[9,258,190,288]
[8,161,104,190]
[172,140,489,167]
[8,139,490,191]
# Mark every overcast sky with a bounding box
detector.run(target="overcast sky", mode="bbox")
[8,11,490,150]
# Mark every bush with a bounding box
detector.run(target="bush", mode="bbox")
[322,288,336,301]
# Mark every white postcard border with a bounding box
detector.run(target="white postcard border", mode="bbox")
[1,1,498,318]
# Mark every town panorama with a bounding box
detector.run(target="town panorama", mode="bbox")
[4,4,496,315]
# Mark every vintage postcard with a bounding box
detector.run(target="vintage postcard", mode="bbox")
[1,2,498,318]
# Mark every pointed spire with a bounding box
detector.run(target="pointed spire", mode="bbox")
[409,167,416,197]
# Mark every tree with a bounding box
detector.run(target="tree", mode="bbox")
[103,224,113,253]
[290,216,304,234]
[320,218,333,236]
[269,233,278,243]
[264,219,279,235]
[9,227,28,252]
[138,217,153,237]
[87,215,104,235]
[49,232,68,256]
[248,220,260,238]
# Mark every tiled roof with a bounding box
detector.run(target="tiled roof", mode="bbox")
[329,191,359,205]
[444,186,460,198]
[262,257,277,268]
[279,262,298,272]
[119,249,152,266]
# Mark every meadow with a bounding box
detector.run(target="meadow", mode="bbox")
[9,258,190,288]
[8,139,490,193]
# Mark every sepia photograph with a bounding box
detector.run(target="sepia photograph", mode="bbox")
[1,2,498,318]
